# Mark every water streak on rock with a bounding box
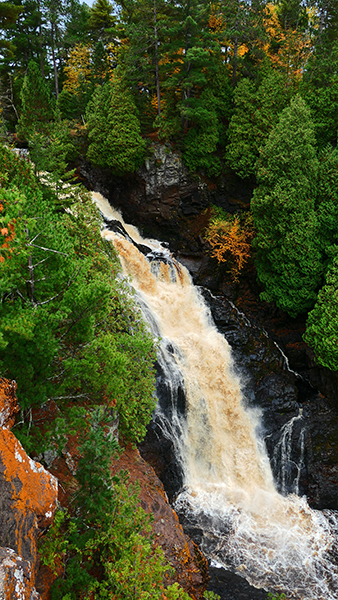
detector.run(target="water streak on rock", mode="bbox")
[272,410,305,496]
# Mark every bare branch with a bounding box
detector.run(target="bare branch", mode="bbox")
[49,394,89,401]
[28,243,69,256]
[32,257,49,268]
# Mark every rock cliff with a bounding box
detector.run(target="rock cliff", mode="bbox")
[0,378,58,600]
[0,379,208,599]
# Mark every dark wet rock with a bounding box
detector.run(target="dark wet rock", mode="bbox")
[104,217,154,257]
[78,142,253,252]
[256,373,299,411]
[138,419,184,503]
[208,566,268,600]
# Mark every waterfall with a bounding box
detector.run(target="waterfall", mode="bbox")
[93,192,338,600]
[272,410,305,496]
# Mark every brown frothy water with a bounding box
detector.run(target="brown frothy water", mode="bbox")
[93,192,338,600]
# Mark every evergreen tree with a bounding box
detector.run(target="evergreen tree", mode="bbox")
[17,59,55,138]
[316,145,338,258]
[0,144,156,441]
[276,0,308,30]
[251,94,322,316]
[63,0,90,49]
[304,251,338,371]
[1,0,44,75]
[88,0,115,42]
[0,1,21,58]
[226,70,290,179]
[86,78,146,174]
[116,0,166,121]
[219,0,267,86]
[182,88,221,176]
[301,0,338,147]
[156,0,217,134]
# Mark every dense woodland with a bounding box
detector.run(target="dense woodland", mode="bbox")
[0,0,337,598]
[1,0,338,371]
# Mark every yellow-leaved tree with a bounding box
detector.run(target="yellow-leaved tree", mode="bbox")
[205,208,254,282]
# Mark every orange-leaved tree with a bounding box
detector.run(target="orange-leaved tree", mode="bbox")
[205,207,254,281]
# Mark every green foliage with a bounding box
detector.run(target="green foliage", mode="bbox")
[302,68,338,150]
[0,143,156,443]
[86,78,146,174]
[316,145,338,259]
[226,71,291,179]
[267,593,286,600]
[182,89,221,177]
[88,0,115,42]
[304,250,338,371]
[40,410,173,600]
[0,1,21,58]
[28,111,76,186]
[252,94,322,316]
[203,592,221,600]
[40,508,73,575]
[155,0,219,140]
[17,60,55,139]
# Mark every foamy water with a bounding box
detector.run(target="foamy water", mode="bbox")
[93,192,338,600]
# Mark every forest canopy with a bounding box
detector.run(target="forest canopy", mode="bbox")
[1,2,338,370]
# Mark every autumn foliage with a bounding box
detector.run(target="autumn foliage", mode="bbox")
[0,204,16,264]
[205,208,254,281]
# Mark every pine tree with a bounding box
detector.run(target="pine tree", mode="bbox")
[220,0,267,86]
[86,78,146,174]
[0,1,21,58]
[88,0,115,42]
[157,0,217,134]
[115,0,166,121]
[251,94,323,316]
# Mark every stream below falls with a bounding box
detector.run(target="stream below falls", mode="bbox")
[94,191,338,600]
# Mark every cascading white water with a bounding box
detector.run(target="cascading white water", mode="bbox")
[272,410,305,496]
[93,192,338,600]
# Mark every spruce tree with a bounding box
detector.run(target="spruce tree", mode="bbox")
[251,95,323,316]
[316,145,338,257]
[86,78,146,174]
[17,59,54,138]
[226,71,290,179]
[304,252,338,371]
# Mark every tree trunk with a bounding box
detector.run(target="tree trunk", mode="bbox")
[37,0,44,77]
[51,21,59,99]
[154,0,161,117]
[232,35,238,87]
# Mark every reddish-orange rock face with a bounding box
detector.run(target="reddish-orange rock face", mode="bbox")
[0,548,40,600]
[0,378,20,429]
[111,444,209,600]
[0,427,58,523]
[0,378,58,597]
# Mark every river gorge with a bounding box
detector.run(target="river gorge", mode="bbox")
[93,191,338,600]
